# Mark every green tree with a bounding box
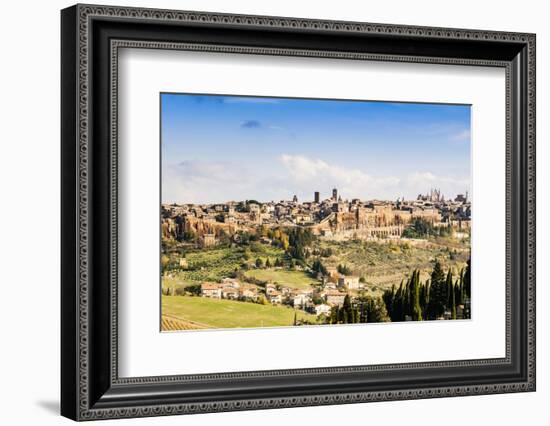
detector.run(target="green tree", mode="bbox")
[422,280,430,319]
[458,268,465,304]
[392,281,405,322]
[337,264,352,275]
[402,217,437,238]
[359,295,390,323]
[181,230,197,242]
[312,259,328,276]
[427,260,446,319]
[411,270,423,321]
[342,295,353,324]
[255,258,264,268]
[383,284,396,320]
[463,257,471,298]
[351,307,359,323]
[287,228,315,261]
[445,270,453,309]
[451,282,457,320]
[330,306,339,324]
[432,260,445,287]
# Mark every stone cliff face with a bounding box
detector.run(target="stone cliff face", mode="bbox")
[162,215,239,240]
[161,205,442,243]
[308,207,425,239]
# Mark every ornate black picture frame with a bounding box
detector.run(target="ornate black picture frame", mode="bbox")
[61,4,536,421]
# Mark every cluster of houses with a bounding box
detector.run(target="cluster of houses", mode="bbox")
[200,278,259,301]
[161,187,471,247]
[198,267,364,317]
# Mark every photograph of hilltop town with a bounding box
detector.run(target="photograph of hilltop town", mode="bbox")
[160,93,471,331]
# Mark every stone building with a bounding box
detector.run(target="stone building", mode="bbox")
[201,233,216,247]
[325,291,346,306]
[338,275,360,290]
[201,283,222,298]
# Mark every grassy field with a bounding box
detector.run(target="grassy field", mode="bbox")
[244,268,318,290]
[162,295,317,329]
[165,244,285,285]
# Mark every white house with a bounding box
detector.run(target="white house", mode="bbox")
[265,283,277,295]
[293,293,311,308]
[201,283,222,298]
[221,277,240,289]
[268,291,282,304]
[314,304,332,316]
[221,286,239,300]
[239,286,258,300]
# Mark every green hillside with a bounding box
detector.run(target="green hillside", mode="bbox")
[162,295,317,329]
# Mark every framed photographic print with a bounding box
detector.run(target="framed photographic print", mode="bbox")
[61,4,536,421]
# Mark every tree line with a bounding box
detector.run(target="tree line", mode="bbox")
[382,258,471,321]
[327,258,471,325]
[327,294,390,324]
[402,217,452,239]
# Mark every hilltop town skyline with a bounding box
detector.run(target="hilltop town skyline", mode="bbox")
[164,187,470,206]
[162,186,470,246]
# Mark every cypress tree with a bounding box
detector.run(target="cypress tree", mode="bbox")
[431,260,445,288]
[366,296,390,323]
[342,310,349,324]
[352,307,359,324]
[445,270,453,309]
[423,279,431,319]
[383,284,396,320]
[463,257,471,298]
[330,306,339,324]
[338,305,345,323]
[451,284,458,319]
[360,302,367,323]
[403,275,412,318]
[428,261,446,319]
[394,281,404,321]
[412,270,423,321]
[454,280,461,310]
[342,295,353,324]
[458,268,465,304]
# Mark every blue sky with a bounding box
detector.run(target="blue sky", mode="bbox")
[161,93,471,204]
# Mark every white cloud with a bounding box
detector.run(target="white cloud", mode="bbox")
[451,129,471,142]
[162,155,470,204]
[404,171,470,199]
[279,154,469,201]
[162,160,252,204]
[279,154,400,200]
